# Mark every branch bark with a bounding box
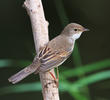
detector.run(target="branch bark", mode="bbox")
[23,0,59,100]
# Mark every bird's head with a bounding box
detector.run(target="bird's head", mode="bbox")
[62,23,89,40]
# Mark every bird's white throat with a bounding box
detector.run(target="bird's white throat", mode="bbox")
[68,32,82,44]
[72,32,82,40]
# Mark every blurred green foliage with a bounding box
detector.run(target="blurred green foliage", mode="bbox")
[0,59,110,100]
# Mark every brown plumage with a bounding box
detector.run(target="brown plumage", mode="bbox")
[8,23,89,84]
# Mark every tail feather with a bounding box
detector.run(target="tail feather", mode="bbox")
[8,60,40,84]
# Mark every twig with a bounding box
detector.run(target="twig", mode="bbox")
[23,0,59,100]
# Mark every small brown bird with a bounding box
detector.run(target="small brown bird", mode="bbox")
[8,23,89,84]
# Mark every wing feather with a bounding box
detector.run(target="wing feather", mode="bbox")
[38,46,71,72]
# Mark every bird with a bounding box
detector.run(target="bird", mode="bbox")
[8,23,89,84]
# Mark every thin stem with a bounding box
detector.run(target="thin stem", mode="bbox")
[23,0,59,99]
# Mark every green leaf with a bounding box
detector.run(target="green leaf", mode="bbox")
[72,44,82,67]
[0,59,31,68]
[71,70,110,89]
[61,59,110,79]
[60,70,110,99]
[0,82,41,95]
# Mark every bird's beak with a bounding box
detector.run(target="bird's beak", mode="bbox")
[84,28,89,32]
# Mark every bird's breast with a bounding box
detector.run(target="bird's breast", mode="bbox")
[64,37,75,52]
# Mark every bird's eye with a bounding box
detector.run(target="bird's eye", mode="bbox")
[74,29,78,31]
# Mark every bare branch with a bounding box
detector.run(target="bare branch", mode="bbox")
[23,0,59,99]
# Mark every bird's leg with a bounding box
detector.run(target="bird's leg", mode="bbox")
[56,67,59,84]
[49,68,59,87]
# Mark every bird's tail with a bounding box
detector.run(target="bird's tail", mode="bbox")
[8,59,40,84]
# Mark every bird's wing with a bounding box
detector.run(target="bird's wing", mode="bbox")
[38,45,71,72]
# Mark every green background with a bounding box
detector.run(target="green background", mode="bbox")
[0,0,110,100]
